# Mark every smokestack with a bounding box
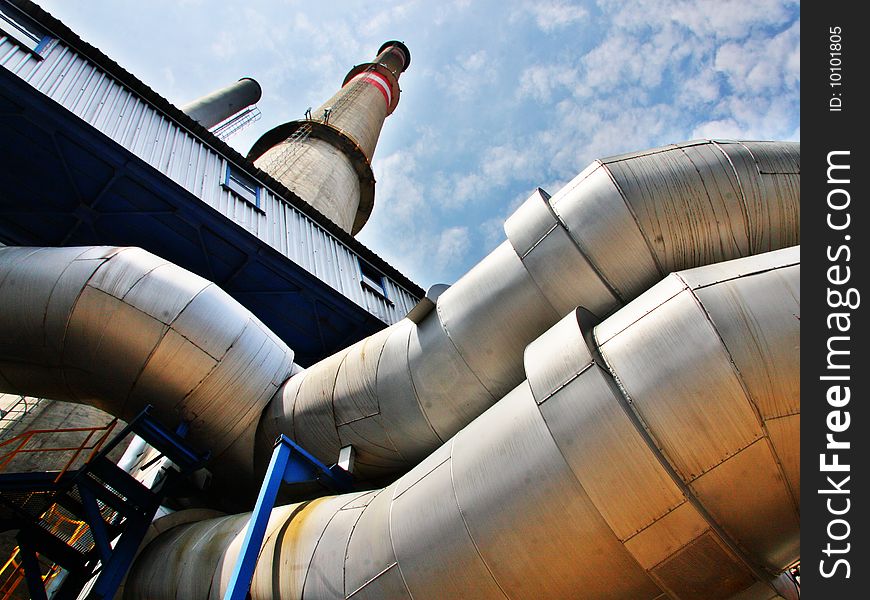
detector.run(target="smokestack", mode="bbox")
[181,77,263,130]
[247,41,411,235]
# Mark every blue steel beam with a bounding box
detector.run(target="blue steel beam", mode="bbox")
[78,486,112,564]
[223,435,352,600]
[85,492,162,600]
[16,534,49,600]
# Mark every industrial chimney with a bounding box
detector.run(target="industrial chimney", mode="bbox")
[247,41,411,235]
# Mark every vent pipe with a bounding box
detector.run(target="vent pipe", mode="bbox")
[257,140,801,479]
[181,77,263,130]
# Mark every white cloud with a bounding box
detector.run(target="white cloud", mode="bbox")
[519,1,590,32]
[432,50,497,101]
[510,0,800,182]
[435,227,472,272]
[681,69,722,107]
[373,152,426,223]
[669,0,798,40]
[363,0,419,37]
[691,118,747,140]
[518,64,579,103]
[605,0,797,40]
[445,142,547,209]
[210,30,238,59]
[450,172,487,207]
[714,21,800,95]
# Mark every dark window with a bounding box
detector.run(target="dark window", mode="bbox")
[223,164,261,208]
[359,259,390,301]
[0,3,51,56]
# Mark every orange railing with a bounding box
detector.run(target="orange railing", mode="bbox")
[0,418,118,482]
[0,420,117,598]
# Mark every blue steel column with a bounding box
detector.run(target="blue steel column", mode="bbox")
[223,435,352,600]
[223,438,293,600]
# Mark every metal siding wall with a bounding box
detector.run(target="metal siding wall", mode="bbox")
[1,36,419,324]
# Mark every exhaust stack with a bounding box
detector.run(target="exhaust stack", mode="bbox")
[247,42,411,235]
[181,77,263,130]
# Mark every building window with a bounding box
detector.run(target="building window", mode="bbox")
[0,3,52,56]
[359,259,390,301]
[222,164,261,209]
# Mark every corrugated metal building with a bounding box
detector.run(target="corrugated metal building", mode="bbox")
[0,0,422,370]
[0,0,422,513]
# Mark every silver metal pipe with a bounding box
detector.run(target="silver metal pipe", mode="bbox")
[0,140,800,597]
[0,140,799,492]
[260,139,800,477]
[181,77,262,130]
[125,246,800,600]
[0,245,294,499]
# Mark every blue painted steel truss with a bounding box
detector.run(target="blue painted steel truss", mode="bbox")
[0,66,393,367]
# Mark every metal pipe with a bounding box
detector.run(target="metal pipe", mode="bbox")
[257,139,800,478]
[181,78,263,130]
[0,140,800,596]
[0,245,294,504]
[0,140,799,493]
[125,246,800,600]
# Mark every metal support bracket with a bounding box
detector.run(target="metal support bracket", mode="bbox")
[223,435,353,600]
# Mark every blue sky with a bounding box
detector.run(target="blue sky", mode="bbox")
[33,0,800,288]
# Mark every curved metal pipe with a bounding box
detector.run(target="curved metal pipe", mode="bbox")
[257,139,800,478]
[0,141,800,597]
[0,140,800,494]
[125,246,800,600]
[0,246,294,498]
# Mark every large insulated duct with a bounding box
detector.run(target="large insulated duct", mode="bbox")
[181,77,263,130]
[0,246,294,498]
[256,139,800,478]
[248,41,411,235]
[124,246,800,600]
[0,140,800,495]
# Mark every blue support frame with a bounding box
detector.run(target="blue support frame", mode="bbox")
[0,405,211,600]
[78,486,112,563]
[85,494,162,600]
[17,536,48,600]
[223,435,353,600]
